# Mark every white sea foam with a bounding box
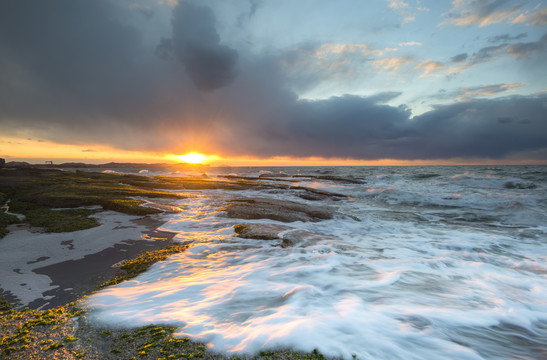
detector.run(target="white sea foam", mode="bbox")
[86,166,547,359]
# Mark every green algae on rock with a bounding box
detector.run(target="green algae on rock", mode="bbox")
[0,168,185,238]
[99,244,190,288]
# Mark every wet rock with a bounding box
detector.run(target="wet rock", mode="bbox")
[293,174,364,184]
[233,223,334,247]
[233,223,292,240]
[413,173,440,179]
[218,175,350,200]
[295,192,329,201]
[5,161,31,168]
[223,198,334,223]
[503,181,536,189]
[259,172,289,178]
[281,229,329,247]
[290,186,347,201]
[221,174,296,183]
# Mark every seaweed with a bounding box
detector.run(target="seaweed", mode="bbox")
[0,300,82,357]
[0,168,184,238]
[99,244,189,288]
[0,212,19,238]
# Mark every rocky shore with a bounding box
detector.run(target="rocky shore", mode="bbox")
[0,168,338,360]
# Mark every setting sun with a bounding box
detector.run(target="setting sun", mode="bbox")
[176,153,208,164]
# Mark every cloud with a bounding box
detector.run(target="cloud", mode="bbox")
[512,6,547,25]
[459,83,525,96]
[164,2,239,91]
[314,43,384,58]
[447,33,547,77]
[237,0,263,27]
[507,32,547,58]
[399,42,422,46]
[450,53,469,62]
[385,0,422,24]
[416,0,430,13]
[488,33,527,43]
[0,0,209,146]
[469,44,508,63]
[529,6,547,25]
[365,92,403,104]
[468,33,547,63]
[373,56,413,73]
[386,0,410,10]
[234,93,547,160]
[280,42,385,92]
[444,0,526,27]
[128,3,155,20]
[0,0,159,121]
[0,1,546,163]
[405,94,547,159]
[415,60,446,77]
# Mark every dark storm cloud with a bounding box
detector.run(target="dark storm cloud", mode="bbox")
[0,0,164,121]
[238,93,547,160]
[0,0,545,162]
[404,95,547,159]
[283,96,412,158]
[167,2,238,92]
[0,0,226,146]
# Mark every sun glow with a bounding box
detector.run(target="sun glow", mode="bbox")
[175,153,208,164]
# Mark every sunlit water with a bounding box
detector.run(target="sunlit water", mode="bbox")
[86,166,547,359]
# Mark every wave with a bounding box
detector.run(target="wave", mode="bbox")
[84,165,547,359]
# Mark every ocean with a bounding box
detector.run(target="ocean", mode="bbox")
[86,166,547,359]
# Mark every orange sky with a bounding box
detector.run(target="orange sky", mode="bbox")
[2,136,545,166]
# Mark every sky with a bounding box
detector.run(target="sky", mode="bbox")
[0,0,546,165]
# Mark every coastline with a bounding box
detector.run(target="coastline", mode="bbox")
[2,166,545,359]
[0,211,176,310]
[0,168,333,360]
[0,211,330,360]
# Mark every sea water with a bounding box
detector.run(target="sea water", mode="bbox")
[87,166,547,359]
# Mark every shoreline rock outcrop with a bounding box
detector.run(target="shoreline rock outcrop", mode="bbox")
[222,198,334,223]
[233,222,335,247]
